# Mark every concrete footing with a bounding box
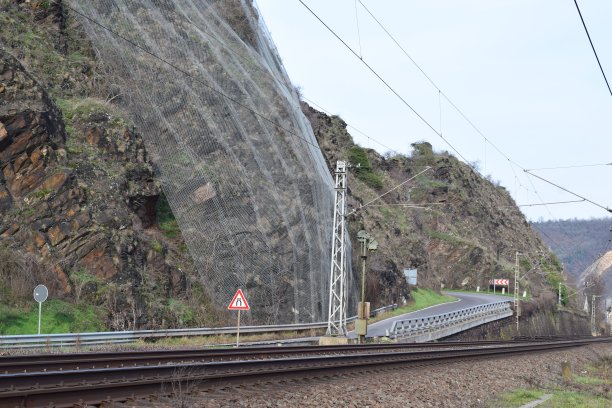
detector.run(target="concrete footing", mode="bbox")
[319,336,350,345]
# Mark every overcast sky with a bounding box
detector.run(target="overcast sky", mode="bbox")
[255,0,612,222]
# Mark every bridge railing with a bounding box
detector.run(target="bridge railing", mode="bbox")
[388,301,512,339]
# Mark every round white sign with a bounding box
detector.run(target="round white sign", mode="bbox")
[33,284,48,303]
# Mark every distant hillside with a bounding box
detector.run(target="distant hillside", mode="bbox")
[533,218,612,279]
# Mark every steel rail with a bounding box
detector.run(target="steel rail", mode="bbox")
[0,339,538,374]
[1,337,610,407]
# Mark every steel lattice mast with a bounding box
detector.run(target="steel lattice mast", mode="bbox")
[327,161,348,336]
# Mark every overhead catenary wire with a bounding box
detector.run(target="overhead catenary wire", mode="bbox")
[57,0,495,245]
[299,0,596,259]
[517,199,586,208]
[297,0,475,170]
[347,166,432,216]
[65,0,607,235]
[353,0,607,235]
[526,162,612,171]
[324,0,583,235]
[572,0,612,98]
[524,170,612,214]
[353,0,363,59]
[356,0,523,175]
[501,199,586,208]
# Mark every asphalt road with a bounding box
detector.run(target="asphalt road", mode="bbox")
[352,291,512,338]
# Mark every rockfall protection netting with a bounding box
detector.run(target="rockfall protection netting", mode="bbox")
[67,0,350,324]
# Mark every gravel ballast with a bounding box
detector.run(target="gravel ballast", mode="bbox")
[184,344,612,408]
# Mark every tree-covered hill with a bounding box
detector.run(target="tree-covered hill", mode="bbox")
[533,217,612,280]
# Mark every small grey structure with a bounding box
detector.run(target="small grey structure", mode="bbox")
[404,269,417,285]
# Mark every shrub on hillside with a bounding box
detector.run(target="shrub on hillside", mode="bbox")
[349,146,383,189]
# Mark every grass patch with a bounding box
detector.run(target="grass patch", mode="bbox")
[540,391,610,408]
[492,389,545,408]
[0,299,104,335]
[156,194,181,239]
[349,146,384,189]
[55,97,120,123]
[428,230,465,246]
[29,188,52,199]
[151,239,163,253]
[369,288,456,325]
[55,97,127,140]
[574,375,606,385]
[492,387,611,408]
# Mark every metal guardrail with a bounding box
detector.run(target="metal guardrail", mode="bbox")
[0,304,397,348]
[388,301,512,339]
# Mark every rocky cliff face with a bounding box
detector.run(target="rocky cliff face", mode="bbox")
[1,0,571,333]
[0,1,221,332]
[303,103,567,310]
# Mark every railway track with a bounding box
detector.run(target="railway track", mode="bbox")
[0,337,610,407]
[0,339,540,374]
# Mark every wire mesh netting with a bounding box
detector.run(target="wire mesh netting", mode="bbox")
[68,0,343,324]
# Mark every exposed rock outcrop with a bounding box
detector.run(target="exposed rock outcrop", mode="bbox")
[0,1,221,331]
[303,103,566,309]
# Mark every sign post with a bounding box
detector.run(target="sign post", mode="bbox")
[228,289,249,347]
[33,284,48,335]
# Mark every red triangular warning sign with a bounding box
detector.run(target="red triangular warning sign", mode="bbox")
[228,289,250,310]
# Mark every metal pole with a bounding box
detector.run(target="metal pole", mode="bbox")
[326,161,348,336]
[591,295,595,335]
[591,295,603,336]
[559,282,562,307]
[359,240,367,344]
[514,252,520,333]
[361,241,366,316]
[236,310,241,347]
[38,301,42,335]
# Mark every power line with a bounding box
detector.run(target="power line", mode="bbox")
[517,199,586,208]
[353,0,363,59]
[66,0,602,240]
[352,0,575,231]
[526,162,612,171]
[356,1,524,175]
[353,1,611,235]
[572,0,612,98]
[59,2,452,231]
[348,167,433,216]
[524,170,612,214]
[357,0,439,90]
[353,0,594,246]
[299,0,591,253]
[297,0,475,170]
